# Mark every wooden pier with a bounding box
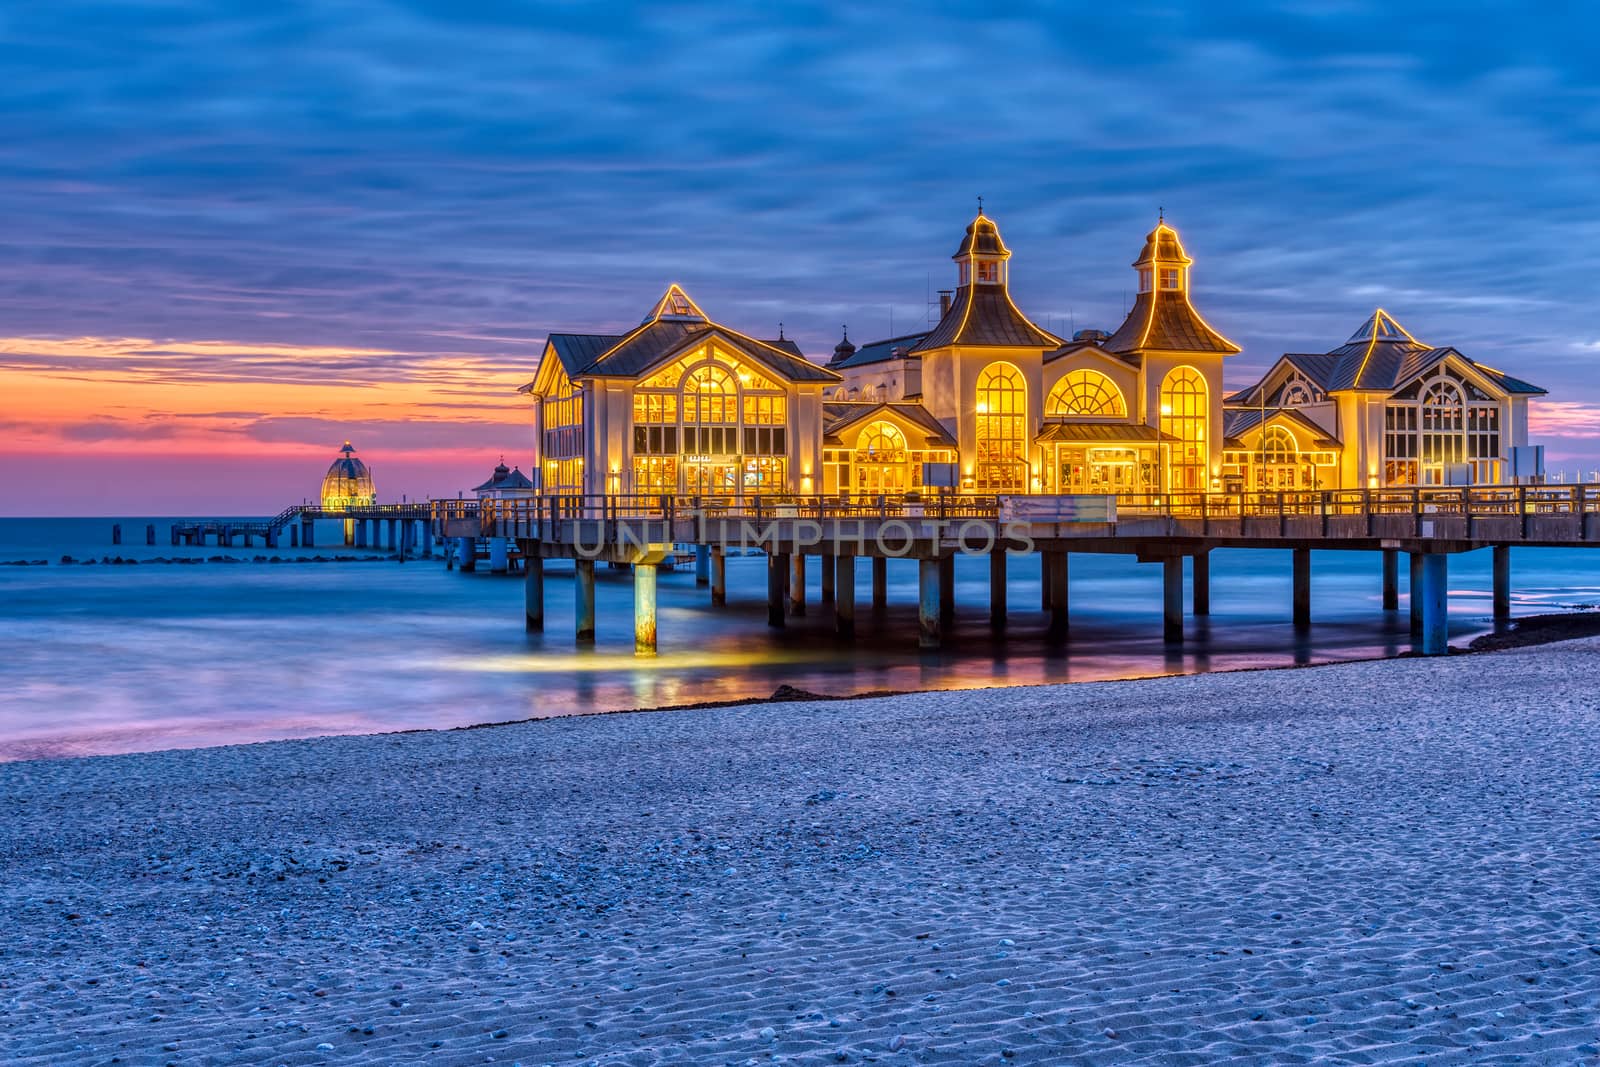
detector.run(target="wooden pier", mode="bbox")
[164,504,435,554]
[432,485,1600,657]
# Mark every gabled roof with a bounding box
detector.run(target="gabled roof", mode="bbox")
[521,285,837,392]
[1043,338,1138,367]
[910,284,1060,352]
[1319,310,1545,394]
[1225,352,1341,405]
[833,332,929,369]
[821,401,957,448]
[1222,407,1341,449]
[472,462,535,492]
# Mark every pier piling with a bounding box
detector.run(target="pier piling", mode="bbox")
[1163,557,1183,643]
[939,555,955,628]
[711,546,726,605]
[767,553,787,628]
[820,552,835,604]
[459,536,476,572]
[1293,548,1311,631]
[1409,552,1424,636]
[146,524,155,546]
[789,554,806,616]
[695,544,710,586]
[575,559,596,643]
[1421,553,1449,655]
[489,537,509,574]
[1048,551,1068,631]
[634,562,657,655]
[871,558,887,610]
[989,548,1007,630]
[1382,548,1399,611]
[1192,551,1211,616]
[525,555,544,631]
[1492,545,1511,621]
[835,555,856,637]
[918,558,941,650]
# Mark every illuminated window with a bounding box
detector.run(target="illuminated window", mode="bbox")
[852,421,908,494]
[976,260,999,284]
[1159,366,1207,491]
[975,362,1028,492]
[1138,269,1153,293]
[1045,369,1126,418]
[1384,368,1501,486]
[541,361,585,494]
[631,342,789,496]
[1255,425,1305,490]
[1161,268,1181,290]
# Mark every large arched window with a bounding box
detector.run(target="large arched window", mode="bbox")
[541,362,585,493]
[852,421,909,494]
[975,362,1028,492]
[1420,379,1465,484]
[1045,369,1126,418]
[1159,366,1207,491]
[632,343,789,496]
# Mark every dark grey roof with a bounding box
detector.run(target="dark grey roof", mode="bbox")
[1221,407,1341,448]
[954,214,1009,258]
[547,333,624,377]
[911,285,1060,352]
[1318,311,1545,394]
[1105,289,1239,355]
[472,463,535,492]
[1225,352,1342,405]
[833,332,930,369]
[1035,422,1175,443]
[821,401,957,447]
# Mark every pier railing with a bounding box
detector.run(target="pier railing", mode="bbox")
[435,484,1600,532]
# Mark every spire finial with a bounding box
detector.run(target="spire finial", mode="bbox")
[1158,205,1164,224]
[977,194,984,216]
[842,324,849,341]
[778,321,784,340]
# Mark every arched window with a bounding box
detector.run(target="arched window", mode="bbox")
[1160,366,1207,491]
[1420,379,1465,484]
[852,421,909,494]
[631,343,789,496]
[1261,426,1296,465]
[975,362,1028,492]
[1045,369,1126,418]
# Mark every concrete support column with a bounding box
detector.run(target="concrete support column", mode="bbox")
[290,524,299,548]
[524,554,544,631]
[355,521,367,548]
[1292,548,1311,631]
[872,557,887,609]
[918,557,941,650]
[711,546,726,606]
[489,537,509,574]
[421,523,432,557]
[1163,557,1183,643]
[1048,551,1068,631]
[767,553,787,628]
[1492,545,1511,622]
[1421,553,1450,655]
[1192,550,1211,617]
[1041,552,1053,610]
[835,555,856,637]
[989,548,1007,630]
[1409,552,1424,636]
[634,562,657,656]
[789,553,806,616]
[1382,548,1399,611]
[302,520,314,548]
[695,544,711,586]
[385,520,394,549]
[575,559,596,643]
[820,552,835,604]
[938,555,955,628]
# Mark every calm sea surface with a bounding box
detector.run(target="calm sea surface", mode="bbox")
[2,516,1598,761]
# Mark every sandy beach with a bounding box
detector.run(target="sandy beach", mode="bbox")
[4,642,1600,1065]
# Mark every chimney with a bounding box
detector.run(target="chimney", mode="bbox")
[938,290,953,318]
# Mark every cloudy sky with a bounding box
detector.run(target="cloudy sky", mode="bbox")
[3,1,1599,513]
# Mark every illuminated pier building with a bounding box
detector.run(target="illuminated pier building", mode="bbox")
[522,214,1543,498]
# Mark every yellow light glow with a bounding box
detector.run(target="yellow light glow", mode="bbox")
[976,402,988,414]
[1160,403,1172,416]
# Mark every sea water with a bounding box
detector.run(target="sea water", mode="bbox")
[2,516,1598,760]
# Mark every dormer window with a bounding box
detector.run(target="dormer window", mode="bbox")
[1161,268,1182,290]
[976,260,999,284]
[1138,268,1153,293]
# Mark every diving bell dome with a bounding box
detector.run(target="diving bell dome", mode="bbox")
[321,441,376,508]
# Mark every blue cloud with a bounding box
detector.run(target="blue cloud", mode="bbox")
[1,0,1597,459]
